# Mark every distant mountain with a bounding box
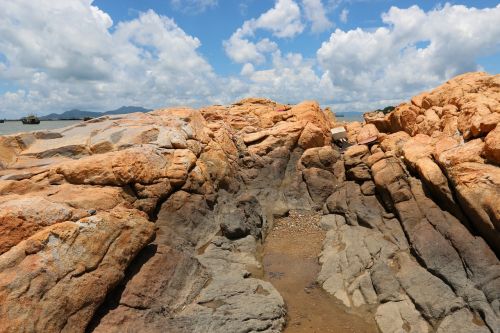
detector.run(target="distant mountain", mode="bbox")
[39,106,151,120]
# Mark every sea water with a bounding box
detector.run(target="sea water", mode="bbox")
[0,120,81,136]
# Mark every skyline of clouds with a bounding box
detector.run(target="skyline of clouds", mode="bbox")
[0,0,499,117]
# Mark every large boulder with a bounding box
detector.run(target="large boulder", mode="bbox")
[0,209,154,333]
[356,123,379,143]
[363,111,390,132]
[484,124,500,165]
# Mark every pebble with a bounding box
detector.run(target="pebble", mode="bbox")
[272,210,322,235]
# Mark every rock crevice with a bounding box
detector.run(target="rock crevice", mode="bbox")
[0,73,498,333]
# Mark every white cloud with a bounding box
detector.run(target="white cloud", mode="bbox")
[0,1,220,117]
[302,0,333,33]
[224,29,278,64]
[0,0,114,82]
[339,8,349,23]
[170,0,218,14]
[224,0,304,65]
[1,2,500,118]
[238,51,335,104]
[318,4,500,111]
[240,63,255,76]
[253,0,305,38]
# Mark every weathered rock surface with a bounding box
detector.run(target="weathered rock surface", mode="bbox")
[363,72,500,254]
[0,73,498,333]
[0,208,155,333]
[366,72,499,139]
[321,145,500,333]
[0,98,335,332]
[317,72,500,333]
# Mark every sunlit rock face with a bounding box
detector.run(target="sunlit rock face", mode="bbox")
[363,72,500,254]
[0,98,335,332]
[0,73,498,333]
[319,72,499,333]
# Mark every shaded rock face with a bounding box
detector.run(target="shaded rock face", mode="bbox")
[0,73,498,333]
[0,99,336,332]
[320,144,500,333]
[316,72,499,333]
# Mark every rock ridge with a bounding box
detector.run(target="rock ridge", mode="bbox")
[0,72,498,333]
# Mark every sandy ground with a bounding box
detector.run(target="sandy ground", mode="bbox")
[262,210,378,333]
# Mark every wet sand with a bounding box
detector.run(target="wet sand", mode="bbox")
[262,210,379,333]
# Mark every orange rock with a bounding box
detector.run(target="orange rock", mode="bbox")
[437,139,485,167]
[323,107,337,127]
[379,131,411,154]
[484,124,500,165]
[365,152,386,168]
[0,208,154,333]
[363,111,390,132]
[435,139,500,253]
[0,197,73,254]
[384,72,499,140]
[345,121,363,142]
[471,112,500,138]
[298,122,326,149]
[357,123,379,144]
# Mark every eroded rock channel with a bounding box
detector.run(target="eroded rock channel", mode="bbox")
[0,72,499,333]
[262,210,378,333]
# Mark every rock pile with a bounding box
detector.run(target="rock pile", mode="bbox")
[0,72,498,333]
[362,72,499,253]
[317,71,499,333]
[0,99,336,332]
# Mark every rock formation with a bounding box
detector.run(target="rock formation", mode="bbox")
[0,72,498,333]
[363,72,500,254]
[0,99,335,332]
[319,71,499,333]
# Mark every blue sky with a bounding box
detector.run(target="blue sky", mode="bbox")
[0,0,499,117]
[93,0,500,75]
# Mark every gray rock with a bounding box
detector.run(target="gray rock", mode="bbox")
[319,214,345,231]
[318,223,401,307]
[219,194,264,240]
[375,297,430,333]
[395,253,464,322]
[436,308,490,333]
[371,156,500,332]
[302,167,338,205]
[371,262,403,303]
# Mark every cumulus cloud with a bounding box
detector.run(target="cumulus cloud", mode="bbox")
[318,4,500,111]
[0,0,114,82]
[1,1,500,118]
[224,31,278,64]
[239,51,335,103]
[302,0,333,33]
[170,0,218,14]
[224,0,334,65]
[0,0,219,117]
[253,0,305,38]
[224,0,304,64]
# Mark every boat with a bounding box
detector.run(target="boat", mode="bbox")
[21,115,40,124]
